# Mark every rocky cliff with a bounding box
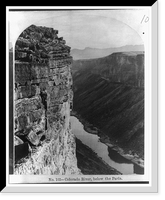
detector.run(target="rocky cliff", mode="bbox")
[72,52,144,87]
[14,25,80,175]
[72,52,144,159]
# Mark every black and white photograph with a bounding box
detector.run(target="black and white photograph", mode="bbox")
[5,5,158,192]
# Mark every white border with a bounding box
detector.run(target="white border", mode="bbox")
[4,3,157,193]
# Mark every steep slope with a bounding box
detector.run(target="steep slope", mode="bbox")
[72,52,144,158]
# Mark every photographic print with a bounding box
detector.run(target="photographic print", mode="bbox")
[5,4,158,192]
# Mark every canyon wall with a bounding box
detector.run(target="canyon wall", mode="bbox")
[72,52,144,158]
[72,52,144,88]
[14,25,80,175]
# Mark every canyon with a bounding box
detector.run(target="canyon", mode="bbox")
[72,51,144,163]
[12,24,144,176]
[13,24,120,176]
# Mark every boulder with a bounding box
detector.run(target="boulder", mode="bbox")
[14,135,24,146]
[26,130,40,146]
[17,115,28,130]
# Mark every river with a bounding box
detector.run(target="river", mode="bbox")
[70,116,144,175]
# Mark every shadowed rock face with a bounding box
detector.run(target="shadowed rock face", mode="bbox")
[14,25,80,175]
[76,138,121,175]
[72,52,144,158]
[9,49,13,174]
[72,52,144,88]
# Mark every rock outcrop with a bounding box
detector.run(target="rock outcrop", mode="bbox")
[14,25,80,175]
[72,52,144,88]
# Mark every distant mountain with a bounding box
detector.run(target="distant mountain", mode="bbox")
[71,45,144,60]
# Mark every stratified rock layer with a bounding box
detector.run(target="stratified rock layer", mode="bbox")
[14,25,80,175]
[72,52,144,159]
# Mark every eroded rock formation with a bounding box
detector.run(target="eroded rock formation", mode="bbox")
[72,52,144,159]
[14,25,80,175]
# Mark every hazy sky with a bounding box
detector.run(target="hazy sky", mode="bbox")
[9,9,147,49]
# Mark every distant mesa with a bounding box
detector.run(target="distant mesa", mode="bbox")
[71,45,144,60]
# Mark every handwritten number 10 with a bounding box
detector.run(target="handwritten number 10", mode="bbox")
[141,15,149,24]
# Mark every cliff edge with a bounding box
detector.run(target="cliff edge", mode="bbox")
[14,25,80,175]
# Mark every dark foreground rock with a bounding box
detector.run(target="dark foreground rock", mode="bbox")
[76,138,121,175]
[15,142,30,163]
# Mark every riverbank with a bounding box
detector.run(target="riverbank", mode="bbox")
[71,111,144,169]
[76,138,121,175]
